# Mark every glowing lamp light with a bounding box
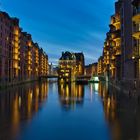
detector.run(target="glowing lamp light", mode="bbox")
[94,76,99,82]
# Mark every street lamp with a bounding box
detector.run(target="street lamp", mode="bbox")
[132,56,135,60]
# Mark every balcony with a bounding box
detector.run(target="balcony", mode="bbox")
[27,56,32,60]
[13,54,19,60]
[133,31,140,39]
[12,50,19,54]
[27,67,31,71]
[116,49,121,56]
[14,36,19,42]
[111,30,121,41]
[111,55,116,60]
[27,52,31,56]
[132,8,140,23]
[35,61,38,64]
[133,25,140,39]
[111,14,121,29]
[13,62,20,69]
[132,45,140,59]
[28,61,32,65]
[14,43,20,49]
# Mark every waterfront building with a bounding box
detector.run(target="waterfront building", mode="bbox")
[85,63,98,76]
[20,32,28,81]
[33,43,40,78]
[97,0,140,91]
[109,0,122,80]
[58,51,77,82]
[11,19,21,83]
[100,0,122,81]
[97,56,104,76]
[74,53,85,75]
[121,0,134,81]
[102,40,112,78]
[58,51,85,82]
[92,63,98,76]
[0,11,48,85]
[25,34,33,79]
[132,0,140,80]
[0,12,21,83]
[98,0,135,82]
[39,48,48,77]
[20,32,41,81]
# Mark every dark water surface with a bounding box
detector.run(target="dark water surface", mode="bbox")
[0,81,140,140]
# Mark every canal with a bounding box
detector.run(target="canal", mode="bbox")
[0,81,140,140]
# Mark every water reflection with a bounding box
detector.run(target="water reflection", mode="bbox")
[99,81,140,140]
[98,82,120,140]
[0,81,140,140]
[98,82,117,122]
[0,81,48,140]
[58,83,84,110]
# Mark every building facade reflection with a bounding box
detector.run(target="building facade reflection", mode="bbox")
[98,81,140,140]
[0,81,140,140]
[99,82,122,140]
[0,81,48,140]
[58,83,84,110]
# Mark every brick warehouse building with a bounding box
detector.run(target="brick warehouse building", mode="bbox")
[0,11,48,85]
[58,51,85,83]
[98,0,140,87]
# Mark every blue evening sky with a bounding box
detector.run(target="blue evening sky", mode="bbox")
[1,0,114,65]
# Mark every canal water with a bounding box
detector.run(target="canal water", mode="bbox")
[0,80,140,140]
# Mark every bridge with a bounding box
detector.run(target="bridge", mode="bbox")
[39,74,106,82]
[39,75,58,80]
[76,75,92,79]
[75,75,92,84]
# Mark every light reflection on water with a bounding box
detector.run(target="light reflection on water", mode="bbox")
[0,81,139,140]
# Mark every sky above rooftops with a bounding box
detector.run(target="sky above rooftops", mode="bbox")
[1,0,114,65]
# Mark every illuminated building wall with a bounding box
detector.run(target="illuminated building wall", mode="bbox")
[101,0,122,81]
[44,54,48,75]
[12,20,20,82]
[0,12,11,83]
[39,48,48,76]
[20,33,40,80]
[132,0,140,79]
[97,56,104,75]
[98,0,134,81]
[33,43,39,78]
[26,34,33,79]
[58,60,76,82]
[20,32,28,80]
[92,63,98,76]
[74,53,85,75]
[109,5,121,80]
[102,40,112,76]
[85,63,98,76]
[0,12,21,83]
[0,11,48,85]
[58,51,85,82]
